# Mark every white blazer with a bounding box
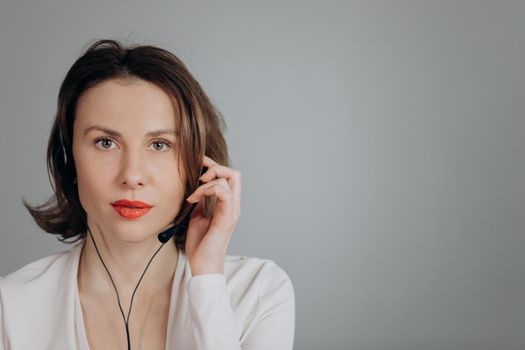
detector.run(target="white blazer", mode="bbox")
[0,241,295,349]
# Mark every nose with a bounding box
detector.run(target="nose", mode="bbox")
[118,149,147,188]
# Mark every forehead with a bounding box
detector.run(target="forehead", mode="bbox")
[74,78,179,130]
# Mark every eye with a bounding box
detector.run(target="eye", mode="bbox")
[149,140,171,152]
[93,137,172,152]
[94,137,117,150]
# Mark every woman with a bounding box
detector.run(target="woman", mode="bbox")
[0,39,295,349]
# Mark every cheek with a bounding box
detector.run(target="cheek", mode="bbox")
[74,145,118,181]
[162,170,186,198]
[74,156,115,206]
[156,168,186,207]
[156,155,185,185]
[76,169,112,211]
[76,159,112,188]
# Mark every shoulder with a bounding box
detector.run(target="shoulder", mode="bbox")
[221,254,295,340]
[0,244,82,347]
[223,253,295,309]
[0,243,81,295]
[224,254,293,290]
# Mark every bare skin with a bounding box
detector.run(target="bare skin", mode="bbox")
[77,235,176,350]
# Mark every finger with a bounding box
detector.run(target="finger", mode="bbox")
[199,164,234,182]
[201,184,235,232]
[202,155,219,167]
[187,178,231,203]
[190,195,206,218]
[199,161,241,215]
[187,181,235,230]
[199,164,241,194]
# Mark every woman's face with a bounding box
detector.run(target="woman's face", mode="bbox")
[72,78,185,243]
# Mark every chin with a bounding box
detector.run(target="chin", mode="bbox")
[112,227,157,243]
[106,219,159,243]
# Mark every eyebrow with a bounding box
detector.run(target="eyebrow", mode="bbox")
[83,125,178,138]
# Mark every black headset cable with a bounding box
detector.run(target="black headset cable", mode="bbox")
[81,201,197,350]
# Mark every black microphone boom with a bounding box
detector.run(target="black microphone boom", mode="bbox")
[157,202,198,243]
[157,224,184,243]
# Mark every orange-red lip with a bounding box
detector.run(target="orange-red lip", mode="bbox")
[111,205,151,219]
[111,199,153,208]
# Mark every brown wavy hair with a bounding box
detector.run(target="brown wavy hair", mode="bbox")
[21,39,230,252]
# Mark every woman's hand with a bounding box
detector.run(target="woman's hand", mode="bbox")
[184,155,241,276]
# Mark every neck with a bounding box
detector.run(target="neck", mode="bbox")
[77,223,179,300]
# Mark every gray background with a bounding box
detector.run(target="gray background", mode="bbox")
[0,1,523,349]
